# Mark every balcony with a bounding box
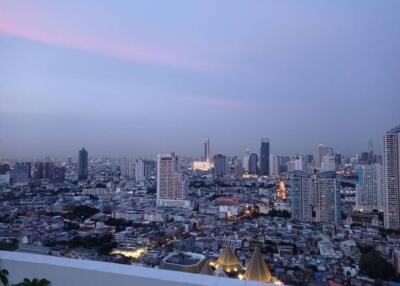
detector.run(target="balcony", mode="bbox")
[0,251,273,286]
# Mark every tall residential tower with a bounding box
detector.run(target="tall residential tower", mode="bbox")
[156,153,189,208]
[383,125,400,229]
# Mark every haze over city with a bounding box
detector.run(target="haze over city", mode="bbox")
[1,0,400,158]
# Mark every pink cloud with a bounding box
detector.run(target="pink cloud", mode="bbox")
[0,9,215,71]
[176,95,256,110]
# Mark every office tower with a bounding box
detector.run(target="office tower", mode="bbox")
[294,155,304,171]
[33,162,44,179]
[248,153,258,175]
[135,159,156,181]
[321,154,336,172]
[383,125,400,229]
[156,153,188,207]
[242,149,250,172]
[232,157,243,177]
[259,138,270,176]
[12,162,31,184]
[67,157,73,167]
[78,148,89,180]
[368,140,374,163]
[269,154,279,177]
[53,167,66,183]
[0,163,10,174]
[289,171,340,224]
[204,138,211,162]
[334,153,342,169]
[315,144,332,169]
[120,157,135,179]
[355,164,383,212]
[44,162,53,179]
[44,162,54,180]
[213,154,227,177]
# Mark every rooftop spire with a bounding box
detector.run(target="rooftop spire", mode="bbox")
[243,247,273,283]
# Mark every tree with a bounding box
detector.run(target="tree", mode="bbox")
[14,278,50,286]
[0,268,9,286]
[359,249,395,280]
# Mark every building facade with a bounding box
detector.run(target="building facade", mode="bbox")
[156,153,188,207]
[260,138,270,176]
[383,126,400,229]
[355,164,383,212]
[78,148,88,180]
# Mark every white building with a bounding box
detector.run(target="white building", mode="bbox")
[321,154,336,172]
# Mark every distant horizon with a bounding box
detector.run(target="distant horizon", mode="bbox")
[0,133,391,161]
[1,1,399,159]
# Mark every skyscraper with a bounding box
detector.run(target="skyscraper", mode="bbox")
[44,161,54,180]
[78,147,88,180]
[314,144,333,169]
[12,162,31,184]
[120,157,135,179]
[260,138,270,176]
[248,153,258,175]
[204,138,211,162]
[242,149,250,172]
[213,154,227,177]
[356,164,383,212]
[156,153,188,207]
[135,159,156,181]
[383,125,400,229]
[269,154,279,177]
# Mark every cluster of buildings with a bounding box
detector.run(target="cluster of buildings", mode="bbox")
[1,125,400,285]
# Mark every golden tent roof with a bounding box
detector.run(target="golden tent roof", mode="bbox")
[213,246,242,272]
[243,247,273,283]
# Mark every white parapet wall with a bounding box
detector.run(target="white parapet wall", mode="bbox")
[0,251,274,286]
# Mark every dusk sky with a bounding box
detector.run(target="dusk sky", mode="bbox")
[1,1,399,159]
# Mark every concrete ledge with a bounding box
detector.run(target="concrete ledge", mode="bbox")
[0,251,272,286]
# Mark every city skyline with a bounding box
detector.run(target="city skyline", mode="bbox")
[1,1,400,158]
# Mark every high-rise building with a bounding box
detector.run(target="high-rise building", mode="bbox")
[383,125,400,229]
[156,153,188,207]
[248,153,258,175]
[33,162,44,179]
[294,155,304,171]
[52,167,66,183]
[321,154,336,172]
[120,157,135,179]
[356,164,383,212]
[78,148,89,180]
[135,159,156,181]
[213,154,227,177]
[269,154,279,177]
[44,161,54,180]
[242,149,250,172]
[259,138,270,176]
[315,144,333,169]
[204,138,211,162]
[12,162,31,184]
[290,171,341,224]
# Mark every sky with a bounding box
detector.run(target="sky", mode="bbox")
[0,1,399,159]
